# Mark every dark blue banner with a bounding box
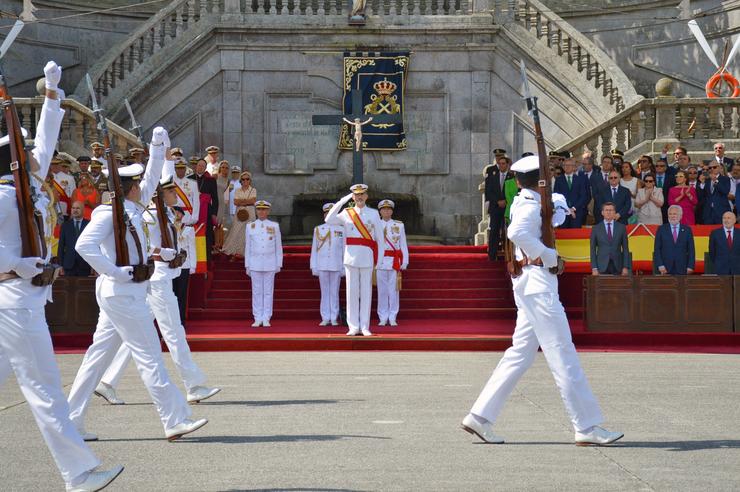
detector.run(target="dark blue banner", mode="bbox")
[341,51,409,151]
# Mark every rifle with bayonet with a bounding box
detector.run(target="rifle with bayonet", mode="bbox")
[0,20,60,286]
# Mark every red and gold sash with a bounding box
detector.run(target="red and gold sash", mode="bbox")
[173,183,193,213]
[51,179,70,212]
[384,235,403,271]
[346,207,378,264]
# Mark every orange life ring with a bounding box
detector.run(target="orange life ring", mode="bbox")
[705,71,740,98]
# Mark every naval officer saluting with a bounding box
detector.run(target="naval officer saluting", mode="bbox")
[461,155,623,446]
[310,203,345,326]
[325,184,385,336]
[245,200,283,327]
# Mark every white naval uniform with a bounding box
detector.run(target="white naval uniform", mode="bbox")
[100,205,207,393]
[376,219,409,323]
[0,95,102,486]
[310,223,344,323]
[67,143,193,433]
[53,170,75,215]
[469,188,604,432]
[325,194,385,333]
[244,218,283,323]
[172,172,200,272]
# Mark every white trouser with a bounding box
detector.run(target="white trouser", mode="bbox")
[251,271,276,322]
[345,265,373,331]
[101,280,207,393]
[470,291,604,432]
[0,309,100,485]
[376,269,399,322]
[318,270,342,322]
[67,287,192,432]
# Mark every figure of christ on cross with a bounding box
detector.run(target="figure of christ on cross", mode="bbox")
[312,88,403,184]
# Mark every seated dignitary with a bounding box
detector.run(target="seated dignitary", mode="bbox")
[376,199,409,326]
[325,184,385,336]
[67,128,208,442]
[245,200,283,327]
[95,175,221,405]
[58,201,92,276]
[654,205,695,275]
[310,202,345,326]
[590,203,631,276]
[0,61,124,492]
[462,154,622,446]
[708,211,740,275]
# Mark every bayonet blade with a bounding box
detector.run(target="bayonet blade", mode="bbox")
[520,59,532,100]
[0,20,24,61]
[84,73,100,111]
[124,97,138,128]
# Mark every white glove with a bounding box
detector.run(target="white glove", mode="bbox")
[159,248,177,261]
[540,247,558,269]
[109,266,134,283]
[44,61,62,90]
[150,127,170,147]
[311,269,319,277]
[13,257,43,279]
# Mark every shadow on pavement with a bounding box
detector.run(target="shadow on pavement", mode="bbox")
[199,399,362,406]
[100,434,391,444]
[480,440,740,451]
[223,489,369,492]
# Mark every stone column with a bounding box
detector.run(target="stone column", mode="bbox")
[221,51,244,167]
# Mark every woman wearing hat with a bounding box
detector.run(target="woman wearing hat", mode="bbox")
[222,171,257,257]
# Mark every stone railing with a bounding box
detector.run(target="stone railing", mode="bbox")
[6,97,139,156]
[75,0,475,103]
[557,97,740,160]
[493,0,641,114]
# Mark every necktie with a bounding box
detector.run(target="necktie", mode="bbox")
[672,226,678,243]
[728,230,733,249]
[607,222,612,241]
[75,220,80,234]
[603,173,608,183]
[567,175,572,189]
[657,175,663,187]
[612,187,617,199]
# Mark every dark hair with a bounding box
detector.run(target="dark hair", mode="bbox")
[642,172,656,184]
[121,178,139,197]
[601,155,614,164]
[601,201,616,211]
[621,161,637,178]
[516,169,539,189]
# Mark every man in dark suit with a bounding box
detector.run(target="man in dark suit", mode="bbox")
[57,201,91,276]
[699,162,731,224]
[189,158,219,260]
[553,157,589,228]
[596,171,631,224]
[591,156,619,223]
[653,160,677,222]
[713,142,735,172]
[590,202,631,275]
[484,154,514,259]
[708,211,740,274]
[654,205,695,275]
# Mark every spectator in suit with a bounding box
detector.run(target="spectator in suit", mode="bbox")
[484,155,514,259]
[189,158,219,260]
[713,142,735,171]
[637,155,655,180]
[590,156,615,221]
[635,173,664,224]
[727,163,740,211]
[661,144,687,168]
[57,201,91,277]
[708,211,740,274]
[699,161,731,224]
[553,157,589,228]
[590,202,631,276]
[597,171,631,224]
[654,205,695,275]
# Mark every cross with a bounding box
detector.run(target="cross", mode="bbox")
[312,88,403,184]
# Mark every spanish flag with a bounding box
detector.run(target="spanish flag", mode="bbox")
[194,224,207,274]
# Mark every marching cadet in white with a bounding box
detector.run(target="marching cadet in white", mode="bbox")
[325,184,384,336]
[461,155,623,446]
[0,61,124,492]
[310,203,345,326]
[68,127,209,442]
[95,175,221,405]
[376,199,408,326]
[245,200,283,327]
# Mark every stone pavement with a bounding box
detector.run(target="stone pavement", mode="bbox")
[1,351,739,491]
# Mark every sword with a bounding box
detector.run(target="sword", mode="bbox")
[123,97,145,145]
[520,59,535,115]
[0,20,24,61]
[85,73,107,132]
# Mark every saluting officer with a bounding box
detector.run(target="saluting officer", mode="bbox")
[245,200,283,327]
[325,184,384,336]
[462,155,623,447]
[170,157,200,321]
[376,199,408,326]
[310,203,345,326]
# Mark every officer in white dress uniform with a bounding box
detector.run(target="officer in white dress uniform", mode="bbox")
[0,62,124,492]
[245,200,283,327]
[325,184,385,336]
[310,203,345,326]
[95,175,221,406]
[90,141,108,167]
[171,158,200,320]
[67,128,208,442]
[376,199,409,326]
[461,155,623,446]
[52,156,75,216]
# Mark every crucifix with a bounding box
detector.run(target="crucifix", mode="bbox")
[312,88,402,184]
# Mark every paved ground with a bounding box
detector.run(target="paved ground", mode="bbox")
[1,351,739,491]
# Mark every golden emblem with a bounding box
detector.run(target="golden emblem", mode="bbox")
[364,79,400,129]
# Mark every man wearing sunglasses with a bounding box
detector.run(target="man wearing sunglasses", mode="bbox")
[596,172,630,224]
[713,142,734,172]
[699,162,731,225]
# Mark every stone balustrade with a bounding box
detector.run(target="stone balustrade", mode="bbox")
[6,97,139,157]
